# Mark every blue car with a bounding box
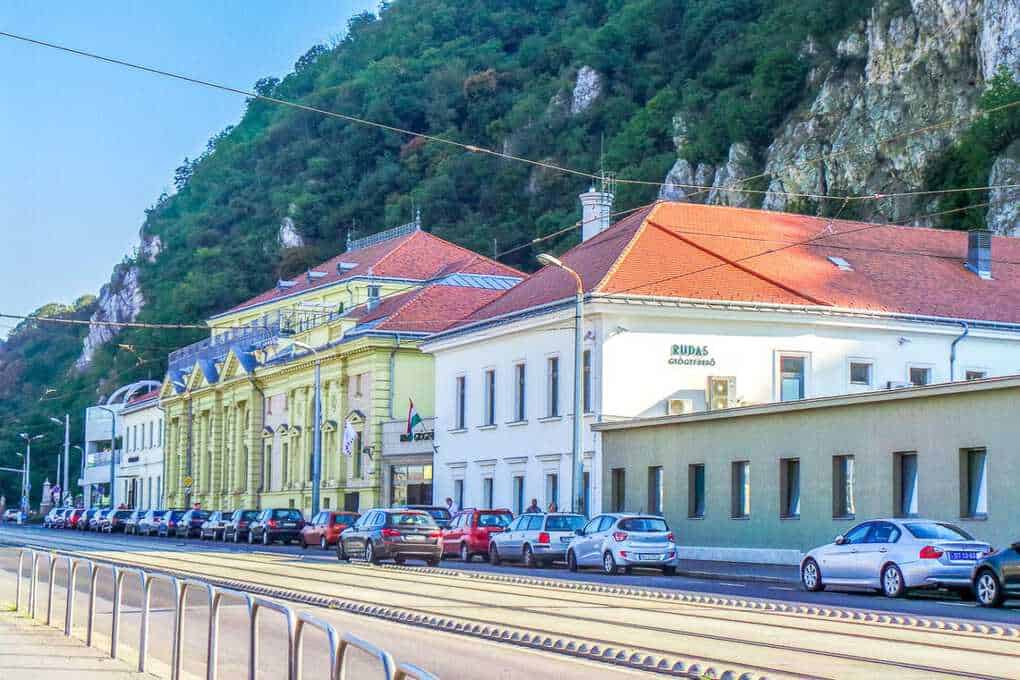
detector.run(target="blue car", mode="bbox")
[972,539,1020,607]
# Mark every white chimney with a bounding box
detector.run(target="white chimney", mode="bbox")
[580,186,614,241]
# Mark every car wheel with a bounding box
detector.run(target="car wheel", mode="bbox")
[881,564,906,598]
[426,557,439,567]
[460,543,471,563]
[365,541,378,565]
[662,566,677,576]
[248,531,254,544]
[394,557,406,565]
[975,570,1005,608]
[523,545,537,569]
[262,531,270,546]
[567,550,578,572]
[489,543,501,565]
[320,537,328,550]
[603,551,619,576]
[337,541,349,562]
[301,537,308,550]
[801,558,824,592]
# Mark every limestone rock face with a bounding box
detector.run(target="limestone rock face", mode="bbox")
[708,143,756,208]
[660,158,716,203]
[980,0,1020,80]
[76,265,144,370]
[140,232,162,263]
[987,139,1020,236]
[278,216,305,249]
[570,66,602,115]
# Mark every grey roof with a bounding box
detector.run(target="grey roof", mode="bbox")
[432,272,520,290]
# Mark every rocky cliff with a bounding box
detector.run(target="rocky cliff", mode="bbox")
[75,264,144,370]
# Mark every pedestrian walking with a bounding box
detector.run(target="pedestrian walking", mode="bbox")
[524,498,542,513]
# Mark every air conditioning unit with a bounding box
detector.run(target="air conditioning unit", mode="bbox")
[667,399,694,416]
[886,381,912,389]
[706,376,736,411]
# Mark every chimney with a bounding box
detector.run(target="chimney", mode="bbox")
[579,185,614,241]
[965,229,992,280]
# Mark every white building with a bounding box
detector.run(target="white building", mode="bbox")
[118,389,165,509]
[422,198,1020,518]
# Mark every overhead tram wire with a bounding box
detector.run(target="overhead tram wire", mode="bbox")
[5,30,1018,205]
[0,313,205,330]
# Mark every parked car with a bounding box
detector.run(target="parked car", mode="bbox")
[801,519,992,598]
[249,508,305,545]
[157,510,188,537]
[489,513,586,568]
[199,511,233,541]
[337,508,442,566]
[972,539,1020,607]
[301,511,360,550]
[137,510,167,536]
[2,509,20,522]
[397,505,453,529]
[442,508,513,562]
[102,509,135,533]
[174,509,211,539]
[65,508,85,529]
[42,508,63,528]
[88,508,111,532]
[122,510,144,535]
[48,508,70,528]
[566,513,678,575]
[223,509,259,543]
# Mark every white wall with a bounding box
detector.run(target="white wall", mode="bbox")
[427,300,1020,519]
[117,402,165,509]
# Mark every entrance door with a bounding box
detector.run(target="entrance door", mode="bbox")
[343,492,360,512]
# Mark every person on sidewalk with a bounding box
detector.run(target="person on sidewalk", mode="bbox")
[524,499,542,513]
[546,501,558,513]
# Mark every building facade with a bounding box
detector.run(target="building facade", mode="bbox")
[593,376,1020,563]
[160,221,520,516]
[117,390,165,510]
[423,199,1020,519]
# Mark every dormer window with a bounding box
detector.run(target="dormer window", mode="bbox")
[368,285,380,300]
[337,262,357,273]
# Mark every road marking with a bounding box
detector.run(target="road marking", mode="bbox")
[769,586,794,591]
[938,601,977,608]
[718,582,747,587]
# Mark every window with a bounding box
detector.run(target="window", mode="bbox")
[264,443,273,492]
[647,466,663,515]
[688,464,705,518]
[780,458,800,518]
[483,477,494,509]
[454,479,465,510]
[323,497,330,509]
[483,369,496,426]
[545,473,558,509]
[353,432,363,477]
[367,285,380,301]
[582,349,592,413]
[512,475,525,515]
[893,452,919,517]
[149,421,154,448]
[908,366,932,386]
[779,355,806,401]
[281,442,289,485]
[842,522,873,545]
[731,461,750,519]
[965,370,987,380]
[158,419,163,446]
[960,448,988,518]
[582,470,590,517]
[832,455,856,518]
[546,357,560,417]
[610,468,626,512]
[849,361,873,386]
[513,363,526,421]
[454,376,466,429]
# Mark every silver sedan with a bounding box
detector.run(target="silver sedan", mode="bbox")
[801,519,992,598]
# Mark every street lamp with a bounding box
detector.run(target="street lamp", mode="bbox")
[283,340,324,516]
[18,433,45,513]
[48,415,70,506]
[536,253,586,515]
[93,406,118,508]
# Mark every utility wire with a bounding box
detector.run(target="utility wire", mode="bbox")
[0,313,205,330]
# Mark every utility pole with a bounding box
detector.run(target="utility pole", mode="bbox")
[49,414,70,505]
[18,433,44,513]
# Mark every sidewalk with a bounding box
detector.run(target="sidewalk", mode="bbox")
[677,558,800,584]
[0,608,156,679]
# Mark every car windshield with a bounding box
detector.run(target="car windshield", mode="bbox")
[168,511,186,520]
[618,517,669,532]
[115,511,132,518]
[151,511,166,518]
[272,509,303,520]
[335,513,358,523]
[388,512,437,528]
[545,515,585,531]
[191,511,210,520]
[239,511,259,520]
[477,512,512,527]
[420,508,450,521]
[904,522,974,541]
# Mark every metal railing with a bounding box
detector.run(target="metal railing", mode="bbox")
[12,547,438,680]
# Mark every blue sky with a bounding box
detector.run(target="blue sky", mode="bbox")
[0,1,377,337]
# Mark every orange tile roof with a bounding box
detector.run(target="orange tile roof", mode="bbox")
[219,229,521,317]
[456,202,1020,328]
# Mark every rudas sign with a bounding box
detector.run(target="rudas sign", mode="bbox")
[668,343,716,367]
[400,430,434,442]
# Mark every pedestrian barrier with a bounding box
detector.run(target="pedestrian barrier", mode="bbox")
[10,547,439,680]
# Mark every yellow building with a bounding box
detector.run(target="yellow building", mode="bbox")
[160,221,520,515]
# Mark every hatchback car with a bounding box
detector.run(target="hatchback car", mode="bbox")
[88,508,111,532]
[157,510,188,537]
[137,510,166,536]
[102,509,135,533]
[801,519,992,597]
[223,509,259,543]
[65,508,85,529]
[337,508,442,565]
[301,511,360,550]
[42,508,63,528]
[489,513,586,568]
[442,508,513,562]
[249,508,305,545]
[199,510,233,541]
[567,514,678,575]
[972,539,1020,607]
[175,509,211,538]
[121,509,144,535]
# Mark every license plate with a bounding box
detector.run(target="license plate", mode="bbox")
[283,522,296,528]
[406,534,425,542]
[560,536,571,544]
[639,553,663,560]
[949,551,977,561]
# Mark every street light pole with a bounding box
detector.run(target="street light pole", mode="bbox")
[536,253,586,515]
[18,433,45,513]
[49,414,71,505]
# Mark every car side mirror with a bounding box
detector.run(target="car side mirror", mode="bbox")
[574,529,585,536]
[834,535,846,545]
[1011,541,1020,553]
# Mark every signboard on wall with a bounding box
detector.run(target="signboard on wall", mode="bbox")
[668,343,716,367]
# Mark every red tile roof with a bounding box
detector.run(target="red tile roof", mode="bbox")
[125,389,160,406]
[352,284,508,334]
[457,202,1020,327]
[218,229,521,317]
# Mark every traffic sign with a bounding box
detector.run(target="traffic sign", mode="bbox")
[183,476,194,489]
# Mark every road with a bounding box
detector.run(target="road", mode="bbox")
[2,525,1019,679]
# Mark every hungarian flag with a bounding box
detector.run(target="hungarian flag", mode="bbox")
[407,398,423,434]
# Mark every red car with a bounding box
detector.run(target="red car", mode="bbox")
[300,510,360,550]
[442,508,514,562]
[65,508,86,529]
